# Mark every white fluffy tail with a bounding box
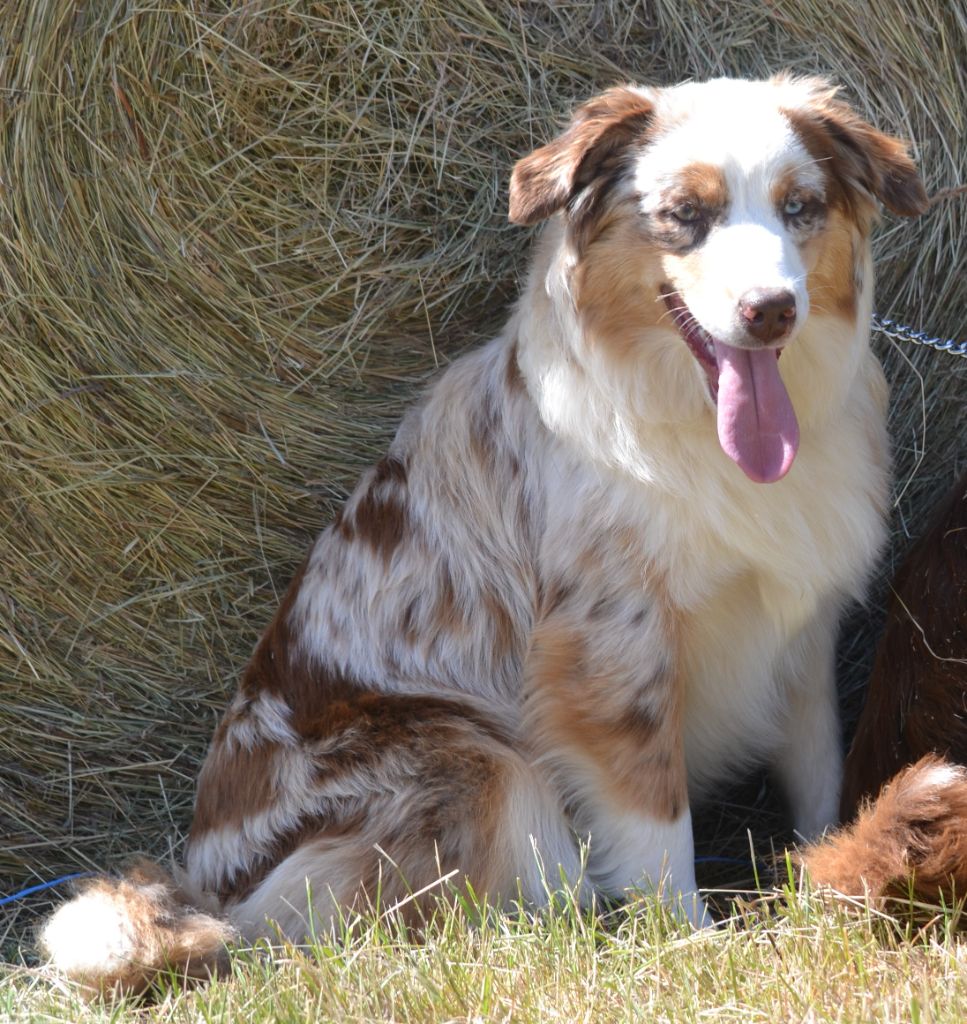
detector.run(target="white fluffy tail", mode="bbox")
[39,861,234,996]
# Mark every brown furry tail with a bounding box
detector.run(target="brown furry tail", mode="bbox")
[39,860,235,997]
[800,755,967,911]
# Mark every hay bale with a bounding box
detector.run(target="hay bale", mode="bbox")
[1,1,963,946]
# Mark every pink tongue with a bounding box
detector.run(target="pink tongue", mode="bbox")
[713,341,799,483]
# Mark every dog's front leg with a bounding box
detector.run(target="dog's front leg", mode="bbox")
[773,608,843,840]
[525,606,709,926]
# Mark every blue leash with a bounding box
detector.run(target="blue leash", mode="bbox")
[0,872,93,909]
[694,856,770,873]
[1,863,760,909]
[0,861,763,908]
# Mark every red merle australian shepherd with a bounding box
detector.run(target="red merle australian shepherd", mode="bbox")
[42,75,966,993]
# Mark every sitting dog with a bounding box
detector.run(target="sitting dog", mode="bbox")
[41,75,940,992]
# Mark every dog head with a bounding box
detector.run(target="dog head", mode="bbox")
[510,77,926,483]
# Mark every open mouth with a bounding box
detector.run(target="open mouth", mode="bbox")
[661,288,800,484]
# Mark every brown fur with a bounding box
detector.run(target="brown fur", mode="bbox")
[191,737,284,836]
[508,86,655,227]
[573,216,667,359]
[675,163,729,213]
[782,80,928,218]
[238,555,311,703]
[841,473,967,819]
[337,455,410,561]
[526,615,686,821]
[804,208,860,318]
[801,756,967,908]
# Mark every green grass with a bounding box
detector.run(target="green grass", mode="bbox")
[4,887,967,1023]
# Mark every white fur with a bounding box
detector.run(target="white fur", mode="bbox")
[908,762,967,795]
[224,692,298,750]
[41,888,142,977]
[772,608,844,839]
[583,804,709,926]
[501,763,588,905]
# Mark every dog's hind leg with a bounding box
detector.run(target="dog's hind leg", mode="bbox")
[187,692,583,943]
[226,756,583,941]
[41,698,581,991]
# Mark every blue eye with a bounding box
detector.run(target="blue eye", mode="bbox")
[673,202,702,223]
[784,197,805,217]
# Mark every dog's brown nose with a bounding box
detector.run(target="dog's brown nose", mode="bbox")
[738,288,797,343]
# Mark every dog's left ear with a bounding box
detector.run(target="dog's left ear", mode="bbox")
[509,86,656,226]
[786,82,928,218]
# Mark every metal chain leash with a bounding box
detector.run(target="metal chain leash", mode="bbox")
[871,313,967,359]
[868,184,967,359]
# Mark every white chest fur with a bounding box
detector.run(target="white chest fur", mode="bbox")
[586,359,889,795]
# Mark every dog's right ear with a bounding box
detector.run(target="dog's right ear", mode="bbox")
[509,86,656,226]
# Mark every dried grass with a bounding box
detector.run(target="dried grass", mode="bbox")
[0,0,964,953]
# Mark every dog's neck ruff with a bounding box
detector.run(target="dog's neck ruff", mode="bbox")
[662,291,799,484]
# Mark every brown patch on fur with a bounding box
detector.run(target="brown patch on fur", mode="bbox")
[340,455,409,561]
[192,735,282,834]
[233,555,335,727]
[395,559,520,666]
[770,168,804,210]
[466,356,528,484]
[540,576,577,616]
[800,756,967,910]
[803,207,858,318]
[675,162,728,213]
[509,86,655,227]
[483,589,520,659]
[188,557,314,841]
[526,618,685,820]
[569,176,637,256]
[770,173,828,235]
[297,687,515,755]
[783,85,927,218]
[421,560,469,644]
[400,596,420,644]
[572,216,667,358]
[841,473,967,820]
[505,339,525,394]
